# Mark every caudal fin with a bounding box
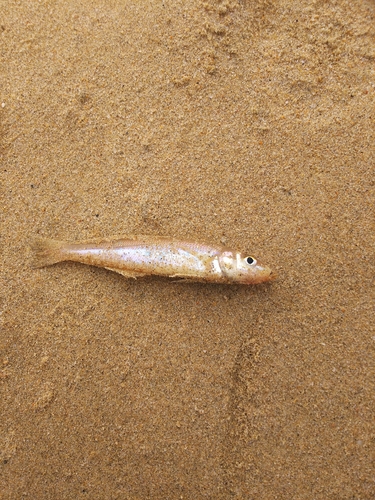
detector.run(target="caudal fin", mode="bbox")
[30,238,67,268]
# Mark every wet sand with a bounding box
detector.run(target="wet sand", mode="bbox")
[1,0,374,498]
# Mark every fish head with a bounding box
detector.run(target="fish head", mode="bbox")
[218,251,274,284]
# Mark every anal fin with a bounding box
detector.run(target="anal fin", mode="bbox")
[104,267,146,279]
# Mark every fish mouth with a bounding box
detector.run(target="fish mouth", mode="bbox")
[257,267,276,283]
[268,270,277,281]
[249,266,275,284]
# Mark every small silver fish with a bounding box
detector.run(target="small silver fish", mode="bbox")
[31,235,274,284]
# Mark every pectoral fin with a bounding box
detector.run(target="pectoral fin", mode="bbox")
[105,267,146,279]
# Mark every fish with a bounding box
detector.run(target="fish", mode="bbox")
[31,235,274,284]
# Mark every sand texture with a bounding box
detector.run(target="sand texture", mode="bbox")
[1,0,374,498]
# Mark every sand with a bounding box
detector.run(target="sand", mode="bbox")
[1,0,374,498]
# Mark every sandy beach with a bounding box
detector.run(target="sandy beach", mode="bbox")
[1,0,374,498]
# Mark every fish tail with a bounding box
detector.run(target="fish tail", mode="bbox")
[30,237,68,268]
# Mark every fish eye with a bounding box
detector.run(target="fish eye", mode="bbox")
[246,256,256,265]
